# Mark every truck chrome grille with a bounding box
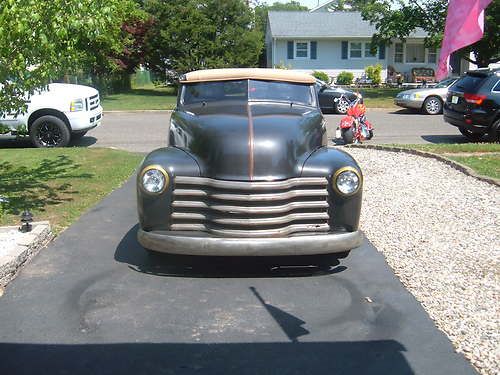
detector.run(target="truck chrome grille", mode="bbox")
[88,94,100,111]
[171,176,330,237]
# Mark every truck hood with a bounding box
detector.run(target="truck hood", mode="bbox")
[45,83,98,99]
[170,101,325,181]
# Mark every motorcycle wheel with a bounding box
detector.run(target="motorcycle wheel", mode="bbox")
[341,128,354,144]
[367,130,374,140]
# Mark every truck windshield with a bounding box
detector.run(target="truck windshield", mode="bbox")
[182,79,316,106]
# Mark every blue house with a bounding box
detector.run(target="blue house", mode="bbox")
[265,9,454,83]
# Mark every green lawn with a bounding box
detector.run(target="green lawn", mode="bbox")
[358,87,400,108]
[394,143,500,180]
[448,155,500,180]
[101,85,177,111]
[101,84,401,111]
[0,148,142,233]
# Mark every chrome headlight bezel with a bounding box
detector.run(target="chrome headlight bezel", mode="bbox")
[140,165,169,194]
[332,167,362,196]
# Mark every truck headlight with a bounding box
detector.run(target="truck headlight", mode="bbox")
[333,167,361,196]
[141,165,169,194]
[70,98,85,112]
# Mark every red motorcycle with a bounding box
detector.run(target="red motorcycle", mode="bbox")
[335,93,374,144]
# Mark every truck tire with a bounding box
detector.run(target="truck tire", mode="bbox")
[29,115,71,148]
[341,128,354,144]
[422,96,442,115]
[486,119,500,142]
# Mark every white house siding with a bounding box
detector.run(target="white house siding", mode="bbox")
[271,39,388,82]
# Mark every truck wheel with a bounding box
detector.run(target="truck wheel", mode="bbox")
[29,115,70,148]
[486,119,500,142]
[459,127,483,142]
[71,131,88,140]
[341,128,354,144]
[422,96,442,115]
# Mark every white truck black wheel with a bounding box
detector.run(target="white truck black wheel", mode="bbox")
[29,115,71,148]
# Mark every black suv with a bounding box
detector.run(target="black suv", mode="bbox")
[444,68,500,142]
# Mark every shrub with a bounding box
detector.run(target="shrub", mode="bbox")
[336,71,354,85]
[274,61,291,70]
[365,64,383,85]
[312,70,330,83]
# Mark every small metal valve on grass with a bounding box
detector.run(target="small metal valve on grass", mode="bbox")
[20,210,33,233]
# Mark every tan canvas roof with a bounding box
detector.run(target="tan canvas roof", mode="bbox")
[182,68,316,84]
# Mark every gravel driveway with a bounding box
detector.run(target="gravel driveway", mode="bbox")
[346,148,499,375]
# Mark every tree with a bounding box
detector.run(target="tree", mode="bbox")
[254,1,309,67]
[0,0,141,114]
[353,0,499,67]
[143,0,263,79]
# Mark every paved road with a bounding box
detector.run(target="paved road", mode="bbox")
[0,178,475,375]
[84,109,464,153]
[0,109,466,153]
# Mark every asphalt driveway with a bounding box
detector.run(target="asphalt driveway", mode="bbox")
[0,177,475,375]
[0,109,465,152]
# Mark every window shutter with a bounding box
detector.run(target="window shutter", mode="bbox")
[311,41,317,59]
[341,41,348,59]
[287,41,294,59]
[378,43,386,59]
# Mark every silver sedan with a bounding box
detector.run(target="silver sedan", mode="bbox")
[394,78,458,115]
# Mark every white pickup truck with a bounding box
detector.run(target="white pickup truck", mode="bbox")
[0,83,103,147]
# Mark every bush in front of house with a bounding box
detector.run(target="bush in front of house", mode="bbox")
[336,71,354,85]
[312,71,330,83]
[365,64,383,85]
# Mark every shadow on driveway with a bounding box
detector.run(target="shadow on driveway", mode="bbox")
[0,135,97,148]
[0,340,412,375]
[420,134,468,143]
[389,108,421,115]
[114,224,348,278]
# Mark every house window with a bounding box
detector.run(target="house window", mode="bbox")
[406,44,425,63]
[427,47,437,63]
[364,43,377,58]
[295,41,309,58]
[394,43,404,63]
[349,42,362,58]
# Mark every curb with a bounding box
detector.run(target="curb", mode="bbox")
[0,221,53,288]
[346,144,500,187]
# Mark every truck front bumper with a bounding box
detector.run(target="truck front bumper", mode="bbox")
[65,105,103,132]
[137,229,363,256]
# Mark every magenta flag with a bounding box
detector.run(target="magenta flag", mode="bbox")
[436,0,492,80]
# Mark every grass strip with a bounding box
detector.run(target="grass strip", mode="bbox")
[0,148,143,233]
[393,143,500,180]
[101,86,402,111]
[447,155,500,180]
[101,86,177,111]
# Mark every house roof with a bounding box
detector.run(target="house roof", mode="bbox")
[267,11,428,39]
[182,69,316,84]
